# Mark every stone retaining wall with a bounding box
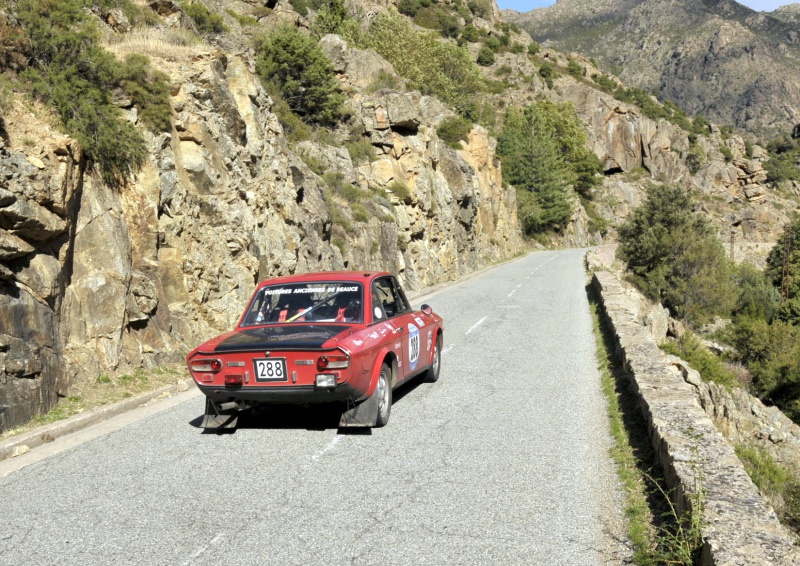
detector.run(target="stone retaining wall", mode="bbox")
[592,269,800,565]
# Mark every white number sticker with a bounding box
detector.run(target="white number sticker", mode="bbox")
[408,323,420,371]
[254,359,287,382]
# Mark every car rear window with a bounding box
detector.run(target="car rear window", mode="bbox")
[241,282,363,326]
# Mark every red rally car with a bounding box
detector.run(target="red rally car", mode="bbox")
[186,271,444,429]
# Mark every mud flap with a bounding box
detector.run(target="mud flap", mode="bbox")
[339,392,379,428]
[201,397,239,430]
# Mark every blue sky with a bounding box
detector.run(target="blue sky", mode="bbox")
[496,0,798,13]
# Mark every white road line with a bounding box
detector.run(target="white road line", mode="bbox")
[516,284,522,289]
[465,316,488,335]
[312,435,344,462]
[441,345,455,357]
[508,289,516,297]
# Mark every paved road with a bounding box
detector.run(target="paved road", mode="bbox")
[0,249,626,565]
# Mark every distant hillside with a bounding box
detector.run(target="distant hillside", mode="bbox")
[504,0,800,136]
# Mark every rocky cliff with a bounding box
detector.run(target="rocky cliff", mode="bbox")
[504,0,800,136]
[0,15,519,431]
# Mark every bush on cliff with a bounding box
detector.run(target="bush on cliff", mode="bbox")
[340,12,484,119]
[616,183,736,324]
[15,0,171,186]
[255,25,344,126]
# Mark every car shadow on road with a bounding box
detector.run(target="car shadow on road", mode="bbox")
[188,376,428,434]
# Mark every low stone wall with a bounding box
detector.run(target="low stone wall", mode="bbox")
[592,269,800,565]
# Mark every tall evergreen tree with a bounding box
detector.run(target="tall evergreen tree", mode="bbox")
[498,106,571,233]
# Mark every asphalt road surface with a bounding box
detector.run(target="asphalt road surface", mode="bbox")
[0,249,626,565]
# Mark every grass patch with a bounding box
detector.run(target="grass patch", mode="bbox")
[1,365,185,440]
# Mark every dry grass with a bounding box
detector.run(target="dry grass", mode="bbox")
[1,364,187,441]
[101,26,210,61]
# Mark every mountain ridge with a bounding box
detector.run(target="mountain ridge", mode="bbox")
[504,0,800,136]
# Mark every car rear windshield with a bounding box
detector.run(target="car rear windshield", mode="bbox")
[241,282,364,326]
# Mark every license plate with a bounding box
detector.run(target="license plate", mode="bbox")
[253,358,288,382]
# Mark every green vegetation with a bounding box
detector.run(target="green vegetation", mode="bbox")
[736,445,800,534]
[436,115,472,149]
[661,332,738,388]
[567,58,584,78]
[225,9,259,26]
[538,61,555,89]
[498,101,602,235]
[476,46,495,66]
[182,1,227,34]
[765,132,800,184]
[11,0,171,187]
[255,25,344,126]
[617,184,736,325]
[340,12,485,121]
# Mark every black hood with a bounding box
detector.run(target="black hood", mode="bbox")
[214,325,349,352]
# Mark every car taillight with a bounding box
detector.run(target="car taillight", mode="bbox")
[190,359,223,373]
[317,354,349,371]
[225,374,243,386]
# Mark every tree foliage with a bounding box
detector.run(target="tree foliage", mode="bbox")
[617,184,736,324]
[255,25,344,126]
[497,106,571,233]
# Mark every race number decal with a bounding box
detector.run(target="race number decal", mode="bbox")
[408,323,420,371]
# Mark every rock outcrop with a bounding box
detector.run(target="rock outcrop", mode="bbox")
[0,43,519,431]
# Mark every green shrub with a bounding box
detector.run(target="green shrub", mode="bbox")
[765,153,800,184]
[720,145,734,162]
[289,0,309,16]
[461,24,480,43]
[745,140,755,158]
[344,137,376,165]
[386,181,411,203]
[365,70,403,93]
[467,0,491,18]
[687,142,706,173]
[591,73,616,92]
[661,332,738,388]
[733,263,780,321]
[225,9,258,26]
[351,202,369,223]
[182,1,227,34]
[255,25,344,126]
[477,46,495,66]
[484,36,501,52]
[310,0,348,38]
[118,54,172,132]
[528,41,540,56]
[340,12,484,113]
[538,62,555,89]
[437,115,472,149]
[617,184,737,324]
[567,59,584,78]
[15,0,173,187]
[398,0,421,17]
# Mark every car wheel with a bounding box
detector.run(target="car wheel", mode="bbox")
[375,363,392,427]
[424,334,442,383]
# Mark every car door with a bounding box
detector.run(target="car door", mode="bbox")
[372,277,424,382]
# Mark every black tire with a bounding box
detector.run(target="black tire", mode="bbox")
[424,334,442,383]
[375,363,392,427]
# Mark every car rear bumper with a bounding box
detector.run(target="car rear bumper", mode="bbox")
[196,383,363,404]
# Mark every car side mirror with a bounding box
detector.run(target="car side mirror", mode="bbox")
[421,304,433,316]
